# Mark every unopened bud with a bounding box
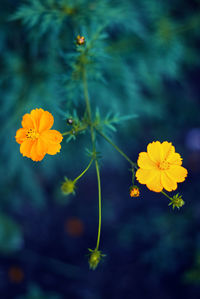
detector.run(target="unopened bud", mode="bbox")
[88,248,105,270]
[76,35,85,45]
[61,177,76,195]
[130,185,140,198]
[169,193,185,209]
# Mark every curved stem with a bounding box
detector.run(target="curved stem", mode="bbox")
[82,68,102,251]
[95,160,101,250]
[95,127,137,168]
[73,158,93,183]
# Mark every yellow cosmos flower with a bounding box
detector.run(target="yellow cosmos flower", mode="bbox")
[136,141,188,192]
[15,108,63,161]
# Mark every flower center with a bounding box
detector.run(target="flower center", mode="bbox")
[26,128,39,140]
[158,160,170,170]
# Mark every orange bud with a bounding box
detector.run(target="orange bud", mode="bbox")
[130,186,140,198]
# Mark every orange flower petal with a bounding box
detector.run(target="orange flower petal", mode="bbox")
[39,111,54,133]
[41,129,63,144]
[137,152,157,169]
[47,143,61,155]
[20,140,34,158]
[30,108,44,131]
[167,152,182,165]
[166,165,188,183]
[147,141,162,163]
[17,109,62,161]
[146,172,163,192]
[30,141,45,161]
[15,128,26,144]
[161,172,177,191]
[21,114,34,129]
[37,138,48,157]
[41,130,62,156]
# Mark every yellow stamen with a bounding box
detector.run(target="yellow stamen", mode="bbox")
[26,128,39,140]
[158,160,170,170]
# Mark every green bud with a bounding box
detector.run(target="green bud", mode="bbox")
[169,193,185,210]
[61,177,76,195]
[88,248,105,270]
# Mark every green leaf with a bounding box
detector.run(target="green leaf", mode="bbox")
[95,110,138,133]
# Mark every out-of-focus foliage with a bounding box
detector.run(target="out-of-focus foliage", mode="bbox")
[17,284,62,299]
[0,0,200,298]
[0,213,23,254]
[2,0,199,206]
[184,252,200,284]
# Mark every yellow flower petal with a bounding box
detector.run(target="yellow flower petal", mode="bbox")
[147,141,162,163]
[136,168,156,184]
[146,172,163,192]
[160,141,174,160]
[137,152,157,169]
[167,152,182,165]
[161,171,177,191]
[166,165,188,183]
[15,128,26,144]
[136,141,187,193]
[39,111,54,133]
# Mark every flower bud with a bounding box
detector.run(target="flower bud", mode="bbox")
[169,193,185,209]
[76,35,85,45]
[88,248,105,270]
[130,185,140,198]
[61,177,76,195]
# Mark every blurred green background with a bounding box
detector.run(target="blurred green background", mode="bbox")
[1,0,200,298]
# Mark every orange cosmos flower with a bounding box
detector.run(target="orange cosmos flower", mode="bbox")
[136,141,188,192]
[15,108,63,161]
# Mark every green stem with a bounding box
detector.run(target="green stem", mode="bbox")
[131,169,135,185]
[73,158,93,183]
[161,190,172,200]
[95,160,101,250]
[83,71,91,120]
[95,127,137,168]
[82,68,102,251]
[62,125,88,136]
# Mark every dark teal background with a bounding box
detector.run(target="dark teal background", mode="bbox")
[0,0,200,298]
